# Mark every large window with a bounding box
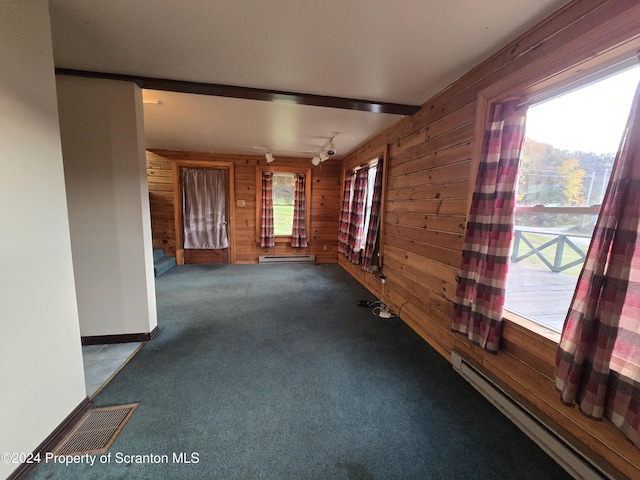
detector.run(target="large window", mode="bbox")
[272,173,296,236]
[350,163,378,250]
[338,156,385,270]
[255,165,311,246]
[504,65,640,333]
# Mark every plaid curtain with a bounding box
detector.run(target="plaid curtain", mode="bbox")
[260,171,275,248]
[452,100,527,353]
[338,173,355,255]
[291,173,308,248]
[555,80,640,448]
[347,167,369,264]
[361,160,384,271]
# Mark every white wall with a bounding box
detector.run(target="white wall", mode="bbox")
[56,76,158,337]
[0,1,86,478]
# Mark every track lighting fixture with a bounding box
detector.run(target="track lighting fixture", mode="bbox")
[265,150,275,163]
[252,146,277,163]
[310,133,339,166]
[253,137,338,166]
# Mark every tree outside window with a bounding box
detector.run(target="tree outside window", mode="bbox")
[505,65,640,334]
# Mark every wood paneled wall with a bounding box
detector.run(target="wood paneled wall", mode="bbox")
[339,1,640,478]
[147,149,340,263]
[147,152,175,253]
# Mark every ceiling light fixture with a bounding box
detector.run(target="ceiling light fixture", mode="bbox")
[265,150,275,163]
[252,147,277,163]
[311,132,339,166]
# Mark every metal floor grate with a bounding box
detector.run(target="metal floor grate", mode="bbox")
[53,404,139,456]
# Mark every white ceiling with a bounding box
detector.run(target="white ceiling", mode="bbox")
[48,0,568,159]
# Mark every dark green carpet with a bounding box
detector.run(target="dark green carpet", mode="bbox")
[30,264,571,479]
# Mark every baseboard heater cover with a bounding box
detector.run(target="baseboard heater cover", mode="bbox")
[259,255,315,263]
[450,349,615,480]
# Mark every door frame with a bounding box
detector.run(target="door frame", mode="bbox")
[172,159,236,265]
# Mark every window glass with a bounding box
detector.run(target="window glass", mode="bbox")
[272,173,296,236]
[505,65,640,333]
[345,161,379,251]
[359,165,378,249]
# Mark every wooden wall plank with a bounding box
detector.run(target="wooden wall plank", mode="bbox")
[388,143,473,179]
[384,224,463,251]
[388,161,471,190]
[388,128,427,156]
[386,198,468,216]
[386,179,468,202]
[384,254,455,303]
[385,212,466,234]
[384,244,458,286]
[147,152,176,253]
[389,123,474,166]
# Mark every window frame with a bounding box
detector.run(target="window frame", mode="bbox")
[340,146,389,270]
[255,164,311,243]
[271,172,297,237]
[346,160,379,252]
[471,49,640,344]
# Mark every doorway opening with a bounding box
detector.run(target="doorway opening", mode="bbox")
[174,161,236,265]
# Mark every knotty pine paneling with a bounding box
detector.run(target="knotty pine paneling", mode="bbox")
[385,179,468,202]
[147,152,175,254]
[147,150,341,264]
[339,1,640,477]
[389,142,473,178]
[386,213,465,234]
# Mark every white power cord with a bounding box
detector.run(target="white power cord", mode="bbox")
[372,302,397,319]
[358,299,399,320]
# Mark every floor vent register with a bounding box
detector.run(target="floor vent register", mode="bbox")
[53,404,139,456]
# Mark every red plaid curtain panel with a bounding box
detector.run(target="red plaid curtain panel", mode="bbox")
[361,159,384,271]
[555,80,640,448]
[338,174,354,255]
[452,100,527,353]
[347,167,369,264]
[260,171,275,248]
[291,173,308,248]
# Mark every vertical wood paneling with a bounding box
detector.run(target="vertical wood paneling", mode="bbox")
[339,1,640,477]
[146,150,340,263]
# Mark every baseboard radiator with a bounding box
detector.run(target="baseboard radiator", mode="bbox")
[258,255,315,264]
[450,350,614,480]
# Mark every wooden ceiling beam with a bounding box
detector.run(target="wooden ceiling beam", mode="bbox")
[55,68,420,116]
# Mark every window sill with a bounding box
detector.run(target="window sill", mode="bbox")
[256,237,298,246]
[501,310,560,379]
[503,310,561,343]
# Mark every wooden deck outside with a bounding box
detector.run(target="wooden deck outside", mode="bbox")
[505,263,579,333]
